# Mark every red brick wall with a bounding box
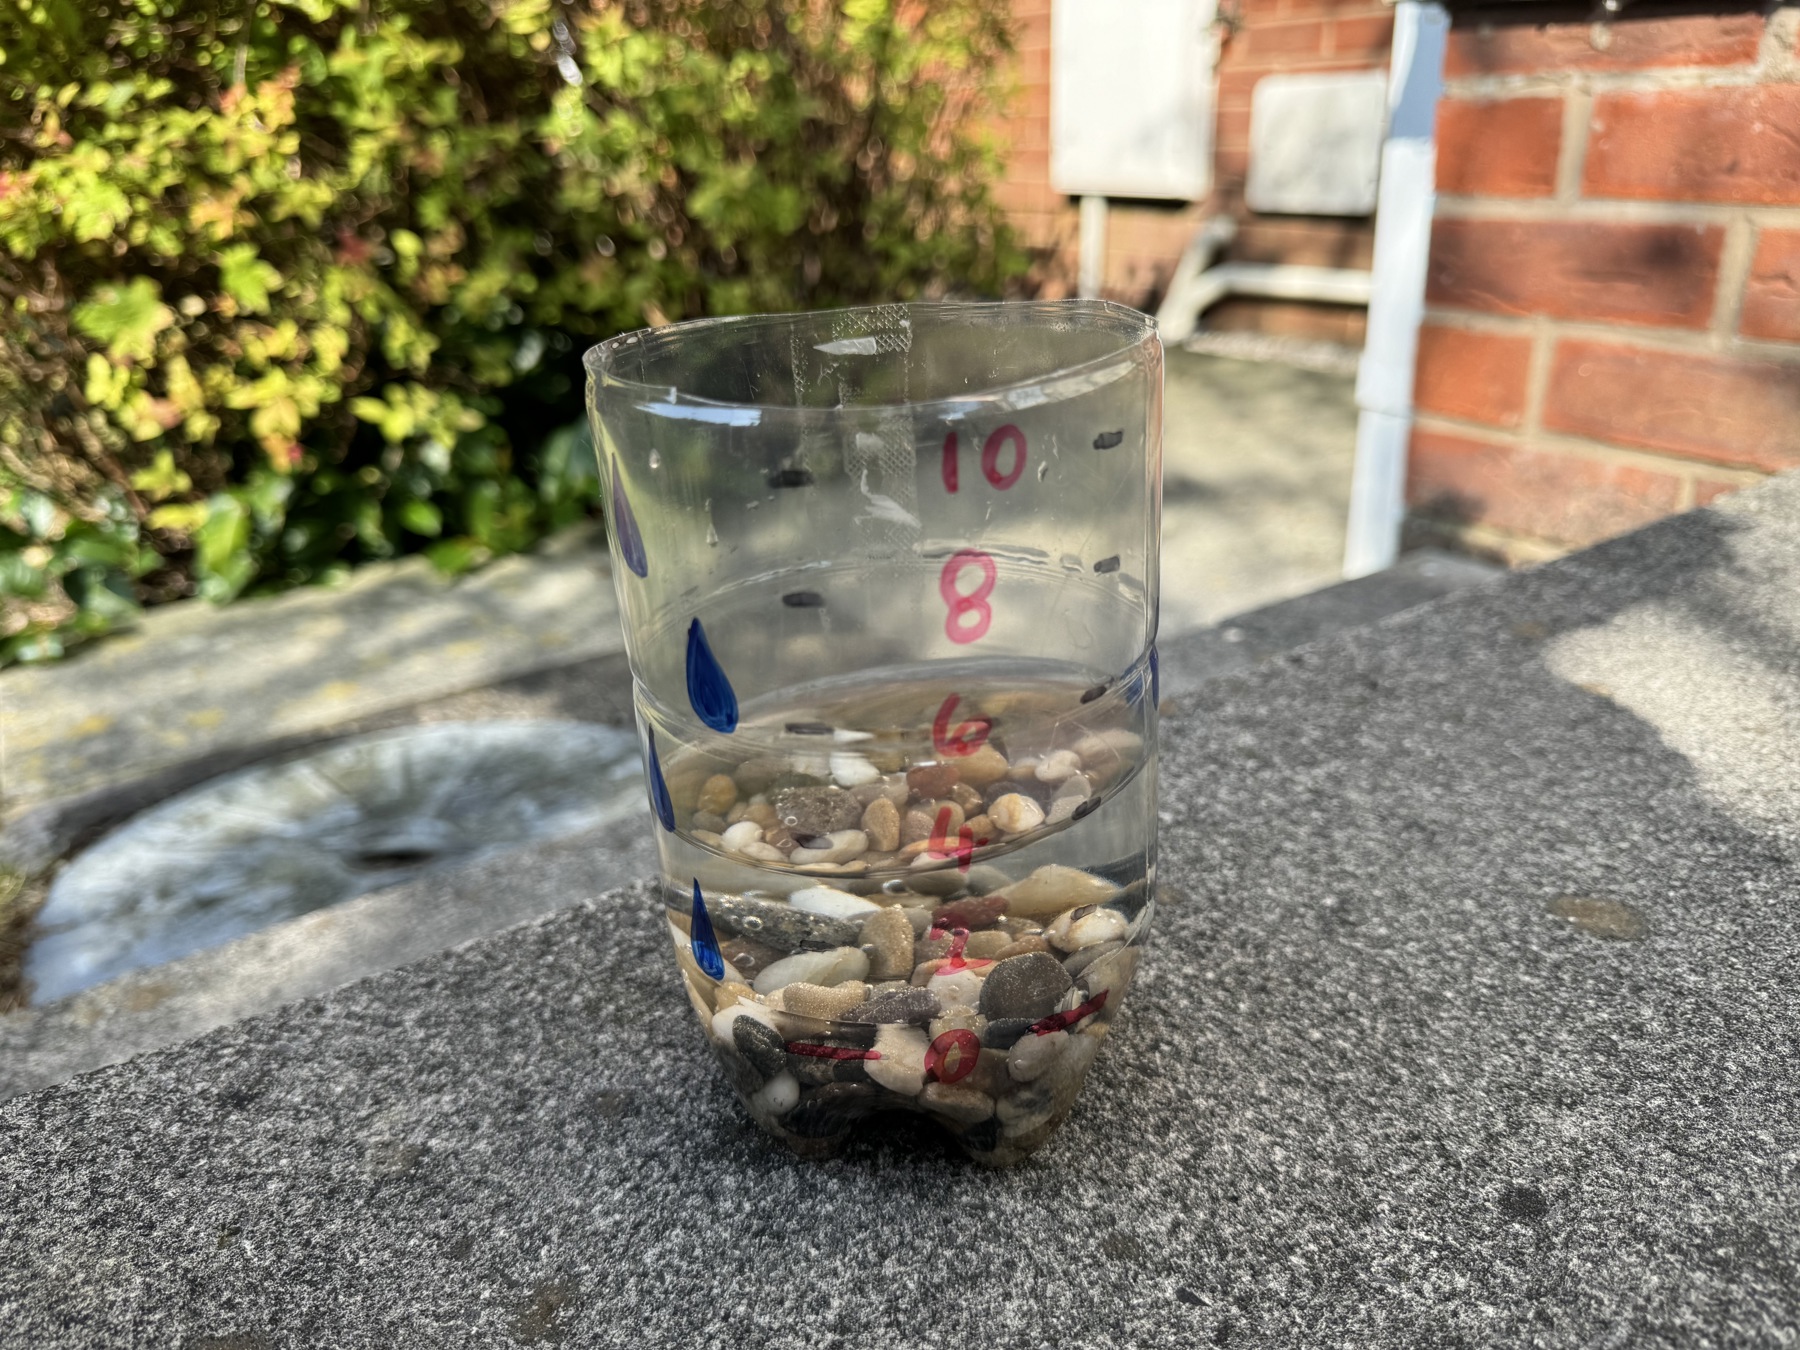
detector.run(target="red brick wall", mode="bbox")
[995,0,1394,336]
[1408,3,1800,562]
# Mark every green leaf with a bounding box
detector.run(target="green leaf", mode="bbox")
[399,499,443,537]
[72,278,174,362]
[217,244,282,315]
[424,536,490,574]
[129,449,193,502]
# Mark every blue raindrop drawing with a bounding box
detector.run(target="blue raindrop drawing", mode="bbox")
[610,455,648,578]
[646,727,676,831]
[686,618,739,732]
[1150,645,1160,704]
[691,880,725,980]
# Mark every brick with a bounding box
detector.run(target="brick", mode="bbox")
[1741,229,1800,343]
[1426,218,1723,329]
[1694,479,1751,507]
[1413,325,1534,429]
[1330,13,1394,58]
[1585,87,1800,206]
[1433,97,1561,198]
[1243,19,1329,60]
[1407,428,1684,547]
[1542,340,1800,473]
[1443,10,1762,77]
[1208,297,1369,345]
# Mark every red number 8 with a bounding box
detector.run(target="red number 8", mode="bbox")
[939,549,996,645]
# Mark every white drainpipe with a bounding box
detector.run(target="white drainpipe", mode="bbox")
[1343,0,1450,578]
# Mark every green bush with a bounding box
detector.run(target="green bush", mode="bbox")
[0,0,1023,663]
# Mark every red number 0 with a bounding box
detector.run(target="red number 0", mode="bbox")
[932,694,991,757]
[939,549,995,644]
[941,425,1026,494]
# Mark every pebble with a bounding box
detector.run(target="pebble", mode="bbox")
[846,986,940,1025]
[994,934,1051,960]
[708,894,861,952]
[733,757,788,795]
[989,793,1046,835]
[736,841,787,862]
[753,946,871,995]
[995,1083,1059,1136]
[963,930,1012,960]
[860,796,901,851]
[771,785,861,837]
[905,763,960,799]
[783,1082,878,1137]
[902,867,968,898]
[1006,1029,1069,1082]
[865,1024,930,1095]
[719,936,781,979]
[830,752,882,788]
[995,864,1120,919]
[788,885,881,920]
[963,864,1013,895]
[859,907,915,981]
[698,773,739,815]
[955,745,1011,787]
[720,820,764,851]
[932,894,1008,930]
[785,1040,869,1086]
[732,1013,790,1080]
[778,980,870,1022]
[1061,939,1124,979]
[1045,774,1092,824]
[1034,749,1084,784]
[691,811,728,834]
[750,1071,799,1116]
[982,1018,1036,1049]
[1047,905,1129,952]
[1078,945,1139,1004]
[919,1082,994,1125]
[925,963,988,1011]
[901,801,963,845]
[789,829,870,865]
[978,951,1074,1021]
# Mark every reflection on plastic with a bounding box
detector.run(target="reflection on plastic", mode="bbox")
[690,879,725,979]
[685,618,739,732]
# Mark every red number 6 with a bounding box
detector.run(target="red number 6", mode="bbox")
[939,549,996,645]
[932,693,991,757]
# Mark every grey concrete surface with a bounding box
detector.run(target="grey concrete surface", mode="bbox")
[0,549,1495,1100]
[4,476,1798,1346]
[1160,348,1360,634]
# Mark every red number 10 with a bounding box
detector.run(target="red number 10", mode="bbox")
[942,424,1026,494]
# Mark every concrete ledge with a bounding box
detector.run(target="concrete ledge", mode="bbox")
[4,478,1798,1344]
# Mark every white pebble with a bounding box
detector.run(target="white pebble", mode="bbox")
[926,964,987,1010]
[832,727,875,743]
[751,1071,799,1115]
[830,752,882,787]
[865,1024,929,1096]
[753,946,870,995]
[736,841,787,862]
[710,998,780,1044]
[989,793,1046,836]
[1035,749,1084,784]
[789,829,869,865]
[721,820,765,851]
[787,885,881,920]
[1046,773,1092,824]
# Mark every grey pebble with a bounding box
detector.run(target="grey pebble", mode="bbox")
[708,894,861,952]
[1062,939,1125,979]
[783,1082,879,1138]
[982,1018,1037,1049]
[846,987,941,1025]
[978,952,1074,1022]
[733,1017,788,1080]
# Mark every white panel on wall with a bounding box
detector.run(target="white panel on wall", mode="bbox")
[1245,71,1390,216]
[1051,0,1218,201]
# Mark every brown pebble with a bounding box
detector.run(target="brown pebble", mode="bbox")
[698,773,738,816]
[963,930,1012,960]
[900,800,965,845]
[860,907,915,981]
[906,763,960,799]
[962,814,995,842]
[691,811,728,834]
[932,894,1008,930]
[725,801,749,825]
[994,934,1051,959]
[910,958,945,987]
[744,801,779,828]
[780,980,869,1021]
[948,782,984,814]
[955,745,1011,788]
[862,796,902,852]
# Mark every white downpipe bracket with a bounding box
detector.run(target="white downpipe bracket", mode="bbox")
[1078,194,1108,300]
[1343,0,1449,579]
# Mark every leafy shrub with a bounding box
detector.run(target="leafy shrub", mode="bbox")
[0,0,1022,663]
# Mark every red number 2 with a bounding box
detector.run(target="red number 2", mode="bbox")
[939,549,995,644]
[942,425,1026,494]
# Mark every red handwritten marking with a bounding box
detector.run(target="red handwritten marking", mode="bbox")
[941,430,960,494]
[926,806,991,874]
[981,424,1026,489]
[785,1042,883,1061]
[931,693,991,758]
[925,1029,981,1084]
[939,549,996,644]
[1029,989,1110,1037]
